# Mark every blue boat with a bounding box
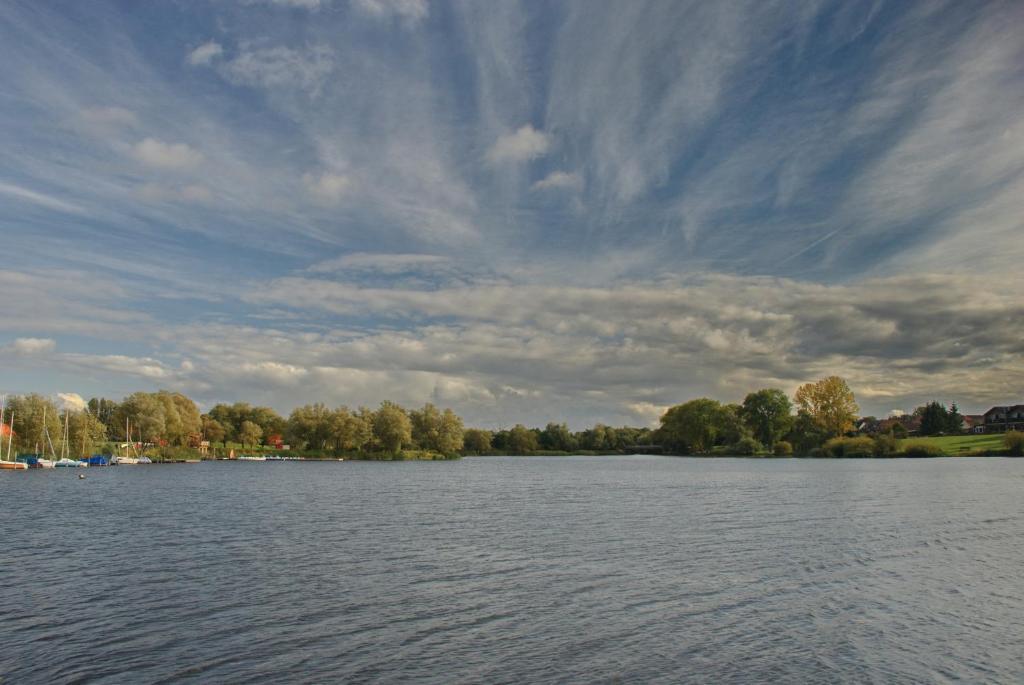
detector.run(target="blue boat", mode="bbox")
[80,455,109,466]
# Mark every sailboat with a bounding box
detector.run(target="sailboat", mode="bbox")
[113,418,140,465]
[0,397,27,470]
[54,407,86,467]
[33,404,56,468]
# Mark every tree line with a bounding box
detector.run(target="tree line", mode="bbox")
[3,375,1012,460]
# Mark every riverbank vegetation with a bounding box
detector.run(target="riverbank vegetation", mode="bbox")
[3,376,1021,460]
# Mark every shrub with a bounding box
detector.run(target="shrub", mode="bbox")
[808,447,825,458]
[1005,431,1024,456]
[873,433,898,457]
[773,441,793,456]
[902,441,945,458]
[729,436,763,456]
[823,436,875,458]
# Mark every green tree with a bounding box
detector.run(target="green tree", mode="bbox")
[286,403,333,450]
[436,409,464,455]
[787,410,830,454]
[507,424,538,453]
[373,401,412,455]
[658,398,733,454]
[541,422,576,451]
[793,376,859,438]
[116,392,166,444]
[67,410,108,458]
[946,402,964,434]
[6,394,61,454]
[740,388,794,447]
[463,428,493,454]
[915,401,950,436]
[238,420,263,447]
[201,416,227,445]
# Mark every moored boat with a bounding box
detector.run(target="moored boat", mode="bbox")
[0,398,28,470]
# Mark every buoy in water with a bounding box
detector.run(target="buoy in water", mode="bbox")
[79,473,85,479]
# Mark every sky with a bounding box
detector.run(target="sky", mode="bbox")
[2,0,1023,428]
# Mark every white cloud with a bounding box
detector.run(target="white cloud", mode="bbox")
[531,170,583,192]
[242,0,327,8]
[131,138,203,170]
[308,252,450,273]
[58,392,87,411]
[0,181,86,215]
[62,353,173,380]
[352,0,428,22]
[218,45,336,94]
[79,106,138,128]
[487,125,551,164]
[137,183,213,203]
[187,41,223,66]
[302,172,351,205]
[10,337,57,355]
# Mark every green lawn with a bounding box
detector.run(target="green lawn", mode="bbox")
[899,433,1006,454]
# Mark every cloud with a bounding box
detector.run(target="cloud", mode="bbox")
[136,183,213,203]
[10,337,57,355]
[131,138,204,170]
[0,181,86,215]
[352,0,428,22]
[79,106,138,128]
[302,172,351,205]
[308,252,450,273]
[61,353,173,380]
[218,45,336,93]
[242,0,328,8]
[57,392,87,411]
[187,41,223,66]
[487,125,551,164]
[531,170,582,192]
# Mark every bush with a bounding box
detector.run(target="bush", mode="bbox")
[808,447,825,458]
[901,441,945,458]
[1005,431,1024,456]
[873,433,898,457]
[729,436,763,456]
[773,441,793,456]
[823,436,875,458]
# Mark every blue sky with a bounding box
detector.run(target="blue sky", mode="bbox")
[2,0,1023,427]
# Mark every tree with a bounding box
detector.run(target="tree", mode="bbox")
[238,420,263,447]
[507,424,538,453]
[66,410,108,457]
[201,416,226,445]
[6,394,61,454]
[541,422,576,451]
[463,428,492,454]
[946,402,964,434]
[286,403,333,450]
[793,376,858,438]
[915,401,950,436]
[658,398,734,454]
[436,409,464,455]
[116,392,166,444]
[740,388,794,447]
[787,410,830,454]
[373,401,412,455]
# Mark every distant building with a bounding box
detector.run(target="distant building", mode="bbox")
[962,415,985,434]
[982,405,1024,433]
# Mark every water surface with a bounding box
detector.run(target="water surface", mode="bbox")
[2,456,1023,683]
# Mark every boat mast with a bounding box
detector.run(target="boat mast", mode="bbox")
[7,410,14,461]
[43,404,58,460]
[0,395,5,463]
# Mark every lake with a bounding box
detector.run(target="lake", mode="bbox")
[2,456,1023,683]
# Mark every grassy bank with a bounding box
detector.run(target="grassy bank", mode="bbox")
[897,434,1007,455]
